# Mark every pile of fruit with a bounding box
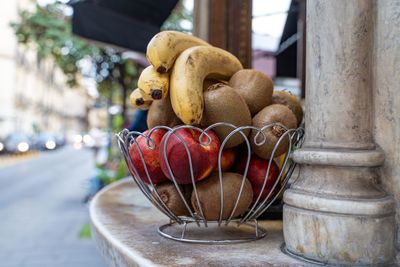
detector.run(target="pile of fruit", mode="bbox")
[127,31,303,221]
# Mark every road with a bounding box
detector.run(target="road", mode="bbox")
[0,146,106,267]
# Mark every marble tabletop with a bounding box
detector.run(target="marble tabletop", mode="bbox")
[90,178,309,267]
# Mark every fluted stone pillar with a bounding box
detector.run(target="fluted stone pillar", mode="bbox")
[283,0,396,265]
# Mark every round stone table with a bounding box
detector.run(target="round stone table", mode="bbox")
[90,178,308,267]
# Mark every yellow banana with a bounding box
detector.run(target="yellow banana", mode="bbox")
[170,46,243,125]
[138,66,169,100]
[146,31,210,73]
[130,88,152,110]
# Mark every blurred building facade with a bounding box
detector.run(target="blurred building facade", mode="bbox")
[0,0,90,138]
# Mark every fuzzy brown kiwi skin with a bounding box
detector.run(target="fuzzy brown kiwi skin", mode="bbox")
[191,172,253,220]
[202,83,251,148]
[250,104,297,159]
[153,182,192,216]
[229,69,273,116]
[272,91,303,126]
[203,78,226,91]
[147,97,182,129]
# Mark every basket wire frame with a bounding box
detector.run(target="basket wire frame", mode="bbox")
[117,122,304,244]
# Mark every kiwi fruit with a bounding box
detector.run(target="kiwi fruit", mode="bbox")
[202,83,251,148]
[203,78,225,91]
[153,182,192,216]
[147,97,182,129]
[191,172,253,220]
[250,104,297,159]
[272,90,303,126]
[229,69,273,116]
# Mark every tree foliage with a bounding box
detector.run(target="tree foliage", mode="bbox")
[162,0,193,32]
[10,1,191,104]
[11,4,98,87]
[11,3,139,96]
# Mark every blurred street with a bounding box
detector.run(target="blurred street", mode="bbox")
[0,147,106,267]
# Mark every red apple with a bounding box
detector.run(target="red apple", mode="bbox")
[159,128,220,184]
[129,129,168,185]
[215,148,236,172]
[235,154,280,202]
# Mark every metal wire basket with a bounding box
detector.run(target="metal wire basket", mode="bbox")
[117,122,304,244]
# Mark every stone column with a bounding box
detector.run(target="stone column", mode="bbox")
[283,0,396,265]
[193,0,209,41]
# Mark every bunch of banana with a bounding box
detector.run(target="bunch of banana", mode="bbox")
[131,31,243,125]
[138,66,169,100]
[169,46,243,125]
[130,88,152,110]
[146,31,210,73]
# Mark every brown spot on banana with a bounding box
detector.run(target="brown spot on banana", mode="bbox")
[186,55,195,67]
[150,89,163,100]
[136,98,144,105]
[156,66,167,73]
[130,88,152,110]
[138,66,169,100]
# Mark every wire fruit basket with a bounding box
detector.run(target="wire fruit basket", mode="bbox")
[117,122,304,244]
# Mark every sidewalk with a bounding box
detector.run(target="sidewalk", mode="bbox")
[0,151,39,168]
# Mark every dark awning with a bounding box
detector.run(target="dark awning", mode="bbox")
[275,0,298,78]
[71,0,179,53]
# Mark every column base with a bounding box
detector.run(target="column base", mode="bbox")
[283,148,396,265]
[283,185,395,266]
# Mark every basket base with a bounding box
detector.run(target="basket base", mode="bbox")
[158,220,267,244]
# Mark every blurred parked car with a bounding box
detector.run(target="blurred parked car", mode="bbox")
[70,133,83,149]
[54,133,66,147]
[4,133,31,153]
[72,132,96,148]
[82,133,96,148]
[35,132,57,151]
[0,138,5,154]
